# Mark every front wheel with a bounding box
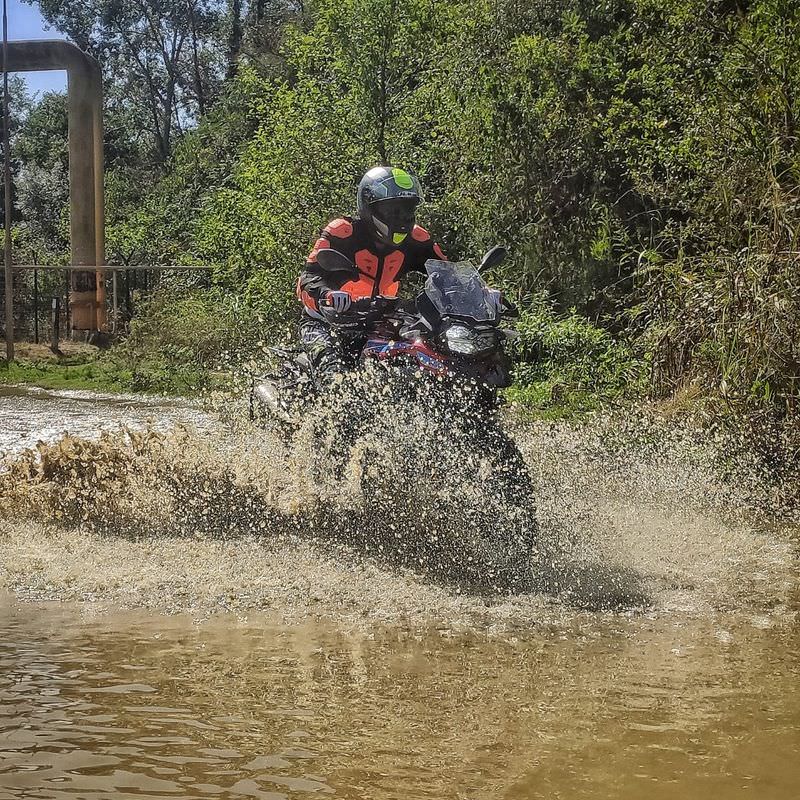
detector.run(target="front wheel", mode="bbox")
[447,415,538,593]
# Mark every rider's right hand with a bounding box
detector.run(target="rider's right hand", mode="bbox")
[324,291,352,314]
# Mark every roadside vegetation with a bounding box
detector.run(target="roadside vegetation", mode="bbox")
[0,341,216,395]
[3,0,800,428]
[0,343,127,393]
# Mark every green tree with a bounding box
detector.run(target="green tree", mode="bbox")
[31,0,227,164]
[13,92,70,265]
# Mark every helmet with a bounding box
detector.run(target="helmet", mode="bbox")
[357,166,422,247]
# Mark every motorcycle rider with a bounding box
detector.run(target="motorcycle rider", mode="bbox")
[296,166,448,381]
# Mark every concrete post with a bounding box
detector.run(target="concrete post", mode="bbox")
[3,39,106,332]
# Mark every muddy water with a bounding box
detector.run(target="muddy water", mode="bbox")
[1,387,799,798]
[0,386,212,455]
[1,594,798,799]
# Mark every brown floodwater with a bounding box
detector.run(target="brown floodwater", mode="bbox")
[1,593,798,800]
[1,385,799,799]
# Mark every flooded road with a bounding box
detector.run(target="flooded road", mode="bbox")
[1,386,799,798]
[1,594,798,799]
[0,385,212,455]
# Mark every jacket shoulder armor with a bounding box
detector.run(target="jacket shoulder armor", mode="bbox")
[411,225,431,243]
[325,218,355,239]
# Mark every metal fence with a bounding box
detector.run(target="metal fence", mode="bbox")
[0,265,212,348]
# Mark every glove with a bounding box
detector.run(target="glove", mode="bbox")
[324,291,352,314]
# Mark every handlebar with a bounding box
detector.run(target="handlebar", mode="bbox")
[320,294,409,328]
[351,295,398,314]
[321,292,516,329]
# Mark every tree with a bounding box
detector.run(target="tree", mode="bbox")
[0,76,33,231]
[12,91,70,264]
[31,0,227,165]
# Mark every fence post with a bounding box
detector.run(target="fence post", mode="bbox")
[50,296,60,353]
[33,267,39,344]
[64,271,71,335]
[112,269,118,333]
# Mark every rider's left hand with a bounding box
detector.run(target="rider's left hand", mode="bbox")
[325,290,352,314]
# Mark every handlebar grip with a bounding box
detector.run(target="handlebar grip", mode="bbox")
[350,296,397,312]
[350,297,373,313]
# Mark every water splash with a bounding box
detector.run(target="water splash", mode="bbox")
[0,388,796,627]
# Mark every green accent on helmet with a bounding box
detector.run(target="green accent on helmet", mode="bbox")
[392,169,414,190]
[393,232,408,245]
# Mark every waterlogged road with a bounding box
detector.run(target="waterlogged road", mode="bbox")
[0,386,799,799]
[0,385,212,455]
[1,594,798,800]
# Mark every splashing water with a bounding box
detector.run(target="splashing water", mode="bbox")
[1,385,799,800]
[0,383,797,628]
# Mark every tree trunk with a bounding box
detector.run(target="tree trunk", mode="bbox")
[188,0,206,116]
[227,0,244,80]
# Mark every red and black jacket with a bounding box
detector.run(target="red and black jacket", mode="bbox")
[297,216,447,318]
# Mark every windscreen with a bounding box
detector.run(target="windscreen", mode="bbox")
[424,259,497,321]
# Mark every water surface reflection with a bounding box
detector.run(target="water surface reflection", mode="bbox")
[0,385,211,455]
[1,595,798,799]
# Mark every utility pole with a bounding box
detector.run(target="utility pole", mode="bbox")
[2,0,13,361]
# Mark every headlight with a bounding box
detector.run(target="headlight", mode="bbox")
[444,325,477,354]
[444,325,496,355]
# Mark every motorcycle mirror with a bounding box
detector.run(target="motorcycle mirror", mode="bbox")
[316,248,358,276]
[479,245,507,271]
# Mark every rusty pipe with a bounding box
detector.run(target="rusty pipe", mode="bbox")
[2,39,105,332]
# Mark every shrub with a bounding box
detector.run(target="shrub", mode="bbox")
[508,297,647,415]
[114,287,269,393]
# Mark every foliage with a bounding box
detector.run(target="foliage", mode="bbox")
[13,0,800,422]
[643,248,800,415]
[30,0,228,164]
[112,287,263,392]
[105,70,268,268]
[507,297,647,417]
[12,92,70,270]
[0,356,132,394]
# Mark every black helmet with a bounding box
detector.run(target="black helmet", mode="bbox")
[357,166,422,246]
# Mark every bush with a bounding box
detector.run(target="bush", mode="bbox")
[114,287,270,393]
[507,297,647,416]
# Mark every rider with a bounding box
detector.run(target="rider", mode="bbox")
[297,166,447,381]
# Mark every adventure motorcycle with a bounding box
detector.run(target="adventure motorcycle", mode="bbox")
[251,247,538,592]
[254,246,515,418]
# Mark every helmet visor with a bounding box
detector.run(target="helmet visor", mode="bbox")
[372,198,418,244]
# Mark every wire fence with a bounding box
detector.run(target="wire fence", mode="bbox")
[0,265,212,346]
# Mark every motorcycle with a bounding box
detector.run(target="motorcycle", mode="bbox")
[251,247,539,592]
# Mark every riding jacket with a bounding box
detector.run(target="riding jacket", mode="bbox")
[297,216,447,319]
